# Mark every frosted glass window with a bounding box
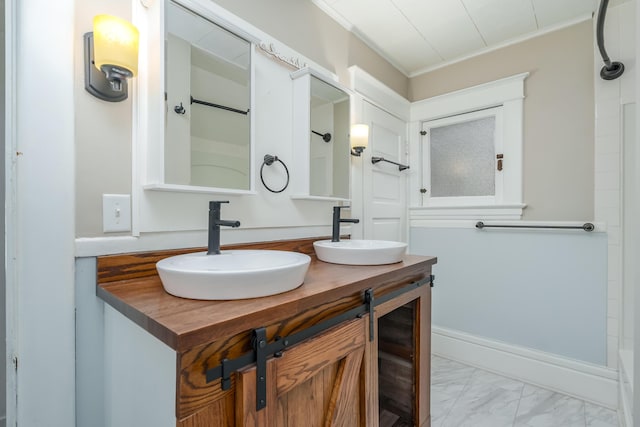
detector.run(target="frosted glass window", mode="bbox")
[430,117,495,197]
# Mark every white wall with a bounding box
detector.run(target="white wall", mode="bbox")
[622,103,636,352]
[593,1,636,373]
[589,1,638,422]
[0,0,6,423]
[7,0,76,425]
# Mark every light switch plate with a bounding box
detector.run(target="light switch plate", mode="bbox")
[102,194,131,233]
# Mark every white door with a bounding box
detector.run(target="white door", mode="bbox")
[362,101,408,241]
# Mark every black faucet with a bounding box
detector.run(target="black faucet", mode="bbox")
[332,206,359,242]
[207,201,240,255]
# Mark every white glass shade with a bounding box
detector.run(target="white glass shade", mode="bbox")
[350,124,369,150]
[93,14,139,76]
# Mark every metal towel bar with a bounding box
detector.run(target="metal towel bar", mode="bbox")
[371,156,409,171]
[475,221,595,232]
[190,95,249,115]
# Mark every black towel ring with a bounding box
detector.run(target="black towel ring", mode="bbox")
[260,154,290,193]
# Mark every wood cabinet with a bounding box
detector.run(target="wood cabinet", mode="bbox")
[237,317,368,426]
[97,238,436,427]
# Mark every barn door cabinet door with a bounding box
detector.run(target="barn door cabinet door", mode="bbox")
[175,281,431,427]
[236,317,374,427]
[234,283,431,427]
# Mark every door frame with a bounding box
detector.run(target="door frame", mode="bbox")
[362,100,409,241]
[347,66,410,242]
[4,0,17,423]
[5,0,77,424]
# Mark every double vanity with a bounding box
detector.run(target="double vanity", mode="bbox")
[92,0,431,424]
[97,235,436,426]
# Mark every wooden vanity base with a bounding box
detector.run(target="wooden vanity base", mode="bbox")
[97,237,436,427]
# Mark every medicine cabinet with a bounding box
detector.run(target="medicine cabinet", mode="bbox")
[144,0,255,194]
[291,68,351,201]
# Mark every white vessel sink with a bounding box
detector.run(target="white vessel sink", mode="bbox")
[156,250,311,300]
[313,240,407,265]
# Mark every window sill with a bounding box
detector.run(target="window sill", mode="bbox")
[409,204,526,221]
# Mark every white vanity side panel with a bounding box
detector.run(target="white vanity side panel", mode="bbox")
[75,257,105,427]
[104,305,176,427]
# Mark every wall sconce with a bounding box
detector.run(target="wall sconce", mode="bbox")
[84,15,139,102]
[350,124,369,156]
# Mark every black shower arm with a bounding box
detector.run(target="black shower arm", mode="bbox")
[596,0,625,80]
[596,0,612,68]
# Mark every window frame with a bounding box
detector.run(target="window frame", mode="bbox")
[409,72,528,220]
[422,106,504,207]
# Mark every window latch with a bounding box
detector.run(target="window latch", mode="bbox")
[496,154,504,171]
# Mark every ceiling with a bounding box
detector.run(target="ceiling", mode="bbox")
[312,0,629,77]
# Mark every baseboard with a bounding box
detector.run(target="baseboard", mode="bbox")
[432,326,618,409]
[618,350,633,427]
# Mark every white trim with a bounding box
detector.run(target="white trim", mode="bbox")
[410,72,528,122]
[5,0,18,423]
[141,0,257,192]
[619,350,633,427]
[634,0,640,420]
[348,66,410,121]
[421,106,504,207]
[11,0,77,423]
[310,0,411,78]
[432,326,618,409]
[312,2,592,79]
[290,68,353,200]
[134,0,340,234]
[289,67,344,88]
[410,73,526,212]
[74,224,354,257]
[410,204,526,221]
[290,195,350,203]
[309,0,354,33]
[409,14,594,77]
[143,182,257,195]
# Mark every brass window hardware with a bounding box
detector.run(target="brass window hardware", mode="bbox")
[496,153,504,171]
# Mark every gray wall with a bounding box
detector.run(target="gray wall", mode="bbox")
[75,0,133,238]
[411,227,608,365]
[410,21,595,222]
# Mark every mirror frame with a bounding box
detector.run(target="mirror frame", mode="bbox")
[290,67,353,202]
[137,0,257,195]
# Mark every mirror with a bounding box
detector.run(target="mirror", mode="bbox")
[306,75,350,199]
[164,1,252,190]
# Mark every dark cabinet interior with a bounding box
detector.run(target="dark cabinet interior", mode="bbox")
[379,301,417,427]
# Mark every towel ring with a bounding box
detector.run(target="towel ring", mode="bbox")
[260,154,290,193]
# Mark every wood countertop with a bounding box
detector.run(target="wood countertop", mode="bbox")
[97,238,437,352]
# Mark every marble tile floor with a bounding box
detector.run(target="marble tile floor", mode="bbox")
[431,356,620,427]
